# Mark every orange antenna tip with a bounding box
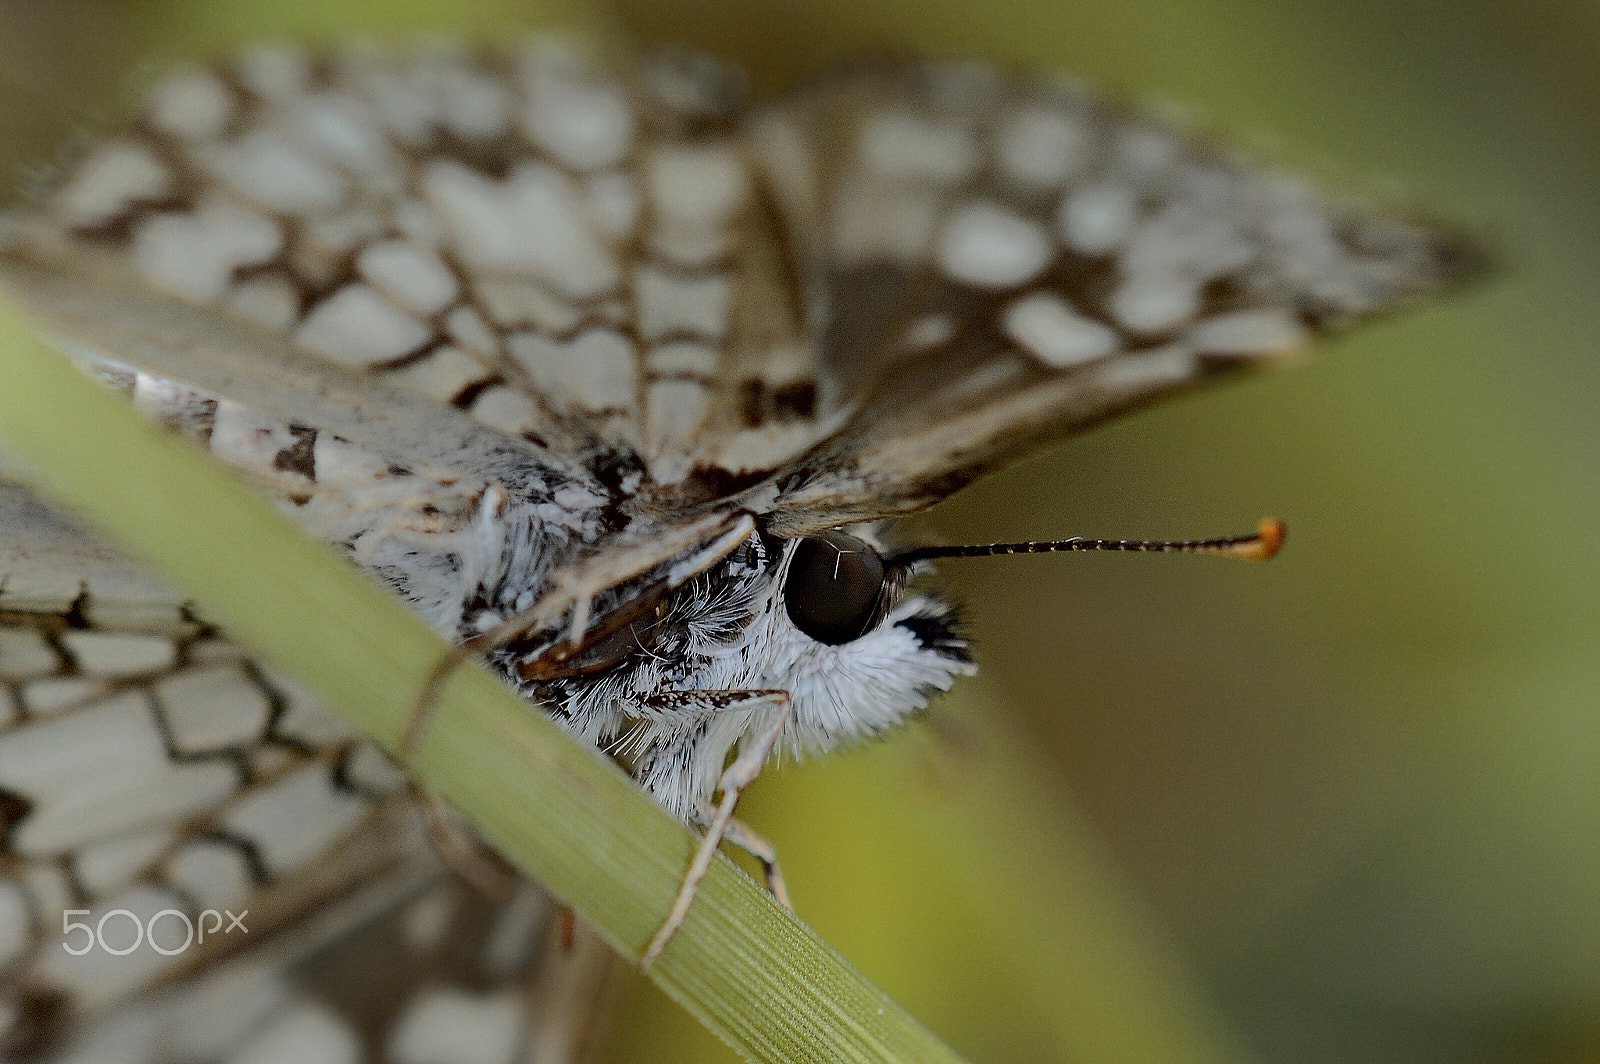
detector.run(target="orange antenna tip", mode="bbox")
[1222,518,1287,562]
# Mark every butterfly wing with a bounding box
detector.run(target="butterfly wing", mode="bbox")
[0,479,614,1063]
[3,45,1471,541]
[0,42,805,504]
[725,56,1483,533]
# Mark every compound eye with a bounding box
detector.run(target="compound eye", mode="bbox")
[783,530,888,646]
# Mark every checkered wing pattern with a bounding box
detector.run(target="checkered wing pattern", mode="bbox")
[1,44,1474,534]
[0,38,1477,1062]
[0,482,613,1063]
[742,57,1477,531]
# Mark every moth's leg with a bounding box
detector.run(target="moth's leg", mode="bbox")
[398,511,756,760]
[695,802,792,909]
[413,783,518,901]
[641,690,792,969]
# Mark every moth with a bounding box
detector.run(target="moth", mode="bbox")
[0,38,1474,1063]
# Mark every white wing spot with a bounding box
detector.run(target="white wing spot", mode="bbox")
[59,631,176,677]
[231,1002,360,1064]
[52,141,171,229]
[222,763,368,878]
[297,284,433,367]
[354,56,439,147]
[584,170,641,238]
[156,664,274,756]
[508,327,636,412]
[859,112,978,183]
[896,313,956,353]
[938,201,1054,288]
[358,240,460,316]
[401,888,457,952]
[1112,124,1180,178]
[297,207,387,286]
[1185,309,1307,356]
[997,107,1090,188]
[647,340,719,377]
[484,886,550,976]
[385,345,491,402]
[74,827,175,895]
[474,279,582,333]
[0,566,81,613]
[437,64,511,141]
[166,839,251,911]
[646,145,749,230]
[470,386,544,437]
[1002,292,1121,368]
[272,681,354,746]
[198,129,346,214]
[1059,182,1138,255]
[520,55,635,171]
[145,68,235,140]
[343,743,408,793]
[0,692,236,855]
[229,274,302,331]
[424,159,619,299]
[394,196,444,245]
[20,677,107,717]
[0,628,62,682]
[134,201,281,303]
[293,91,397,180]
[635,266,731,342]
[388,988,524,1064]
[1109,273,1201,333]
[1095,344,1198,392]
[444,304,499,355]
[1124,209,1253,282]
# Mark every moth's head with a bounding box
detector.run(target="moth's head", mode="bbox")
[757,526,973,751]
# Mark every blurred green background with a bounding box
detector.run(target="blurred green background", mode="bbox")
[2,1,1596,1062]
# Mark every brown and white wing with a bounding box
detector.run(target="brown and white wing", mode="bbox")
[1,43,1476,536]
[0,41,815,503]
[737,57,1482,534]
[0,480,612,1063]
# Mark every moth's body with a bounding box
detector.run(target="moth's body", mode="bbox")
[0,37,1472,1062]
[107,368,971,821]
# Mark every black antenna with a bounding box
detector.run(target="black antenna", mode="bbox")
[891,518,1286,566]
